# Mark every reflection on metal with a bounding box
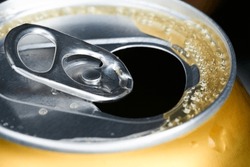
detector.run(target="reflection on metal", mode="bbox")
[4,24,133,102]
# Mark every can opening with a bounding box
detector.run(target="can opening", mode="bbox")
[95,47,186,118]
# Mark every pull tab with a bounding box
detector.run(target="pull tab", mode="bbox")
[4,24,133,102]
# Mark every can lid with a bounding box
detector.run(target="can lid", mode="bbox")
[0,0,236,153]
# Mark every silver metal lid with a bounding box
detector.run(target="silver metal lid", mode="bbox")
[0,0,236,153]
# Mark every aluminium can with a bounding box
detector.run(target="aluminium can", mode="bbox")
[0,0,249,167]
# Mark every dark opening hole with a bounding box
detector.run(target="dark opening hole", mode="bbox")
[95,47,186,118]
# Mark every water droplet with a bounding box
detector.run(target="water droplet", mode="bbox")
[190,141,199,148]
[39,108,48,115]
[70,102,79,109]
[3,122,8,127]
[208,124,227,153]
[10,125,14,129]
[110,132,115,136]
[51,89,59,95]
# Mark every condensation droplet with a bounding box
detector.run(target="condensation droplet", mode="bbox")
[51,89,59,95]
[208,124,227,153]
[70,102,79,109]
[3,122,8,127]
[39,108,48,115]
[10,125,14,129]
[190,141,199,148]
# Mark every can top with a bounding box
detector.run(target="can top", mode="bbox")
[0,0,236,153]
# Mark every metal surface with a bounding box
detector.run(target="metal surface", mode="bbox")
[0,0,236,153]
[4,24,133,102]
